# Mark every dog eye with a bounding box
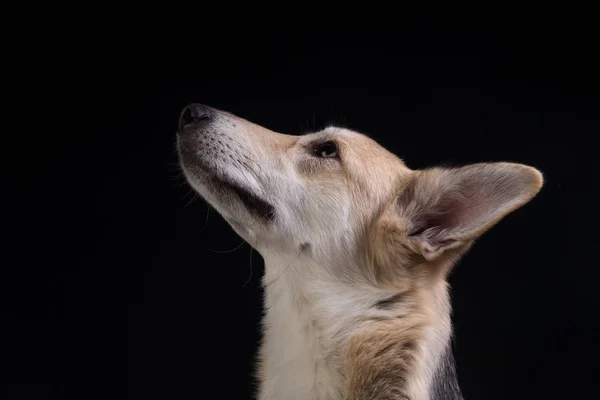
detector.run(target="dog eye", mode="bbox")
[314,141,338,158]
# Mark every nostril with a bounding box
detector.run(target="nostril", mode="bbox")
[188,104,210,120]
[178,103,211,131]
[180,108,193,127]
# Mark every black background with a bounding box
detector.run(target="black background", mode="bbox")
[2,3,599,400]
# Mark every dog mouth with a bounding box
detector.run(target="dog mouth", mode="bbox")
[208,174,275,222]
[176,132,275,222]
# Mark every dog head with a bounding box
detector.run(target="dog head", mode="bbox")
[177,104,543,287]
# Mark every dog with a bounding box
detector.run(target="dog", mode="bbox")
[176,104,543,400]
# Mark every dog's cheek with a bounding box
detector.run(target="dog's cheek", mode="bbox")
[360,216,420,290]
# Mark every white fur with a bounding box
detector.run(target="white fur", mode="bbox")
[259,251,403,400]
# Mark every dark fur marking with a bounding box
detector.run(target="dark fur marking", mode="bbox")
[299,243,310,251]
[430,344,464,400]
[374,292,406,310]
[210,176,276,222]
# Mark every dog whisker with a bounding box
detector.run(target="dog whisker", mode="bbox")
[209,240,247,254]
[181,190,199,209]
[242,237,258,288]
[199,204,211,233]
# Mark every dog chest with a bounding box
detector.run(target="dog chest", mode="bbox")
[258,277,344,400]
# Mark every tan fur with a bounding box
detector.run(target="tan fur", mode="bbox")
[177,105,544,399]
[346,319,423,400]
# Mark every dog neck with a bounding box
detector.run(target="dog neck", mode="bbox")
[258,253,464,400]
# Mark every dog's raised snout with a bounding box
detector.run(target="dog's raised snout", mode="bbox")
[179,103,211,131]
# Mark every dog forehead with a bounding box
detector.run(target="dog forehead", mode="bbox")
[324,127,409,173]
[323,127,400,156]
[321,126,372,141]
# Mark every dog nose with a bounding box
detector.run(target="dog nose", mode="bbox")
[179,103,211,131]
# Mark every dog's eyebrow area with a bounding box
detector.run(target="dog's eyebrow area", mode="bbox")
[300,131,339,146]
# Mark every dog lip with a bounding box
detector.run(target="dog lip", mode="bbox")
[176,136,275,222]
[208,174,276,222]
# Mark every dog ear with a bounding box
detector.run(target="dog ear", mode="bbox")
[395,162,543,261]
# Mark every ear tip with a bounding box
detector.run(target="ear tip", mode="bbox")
[521,165,544,194]
[494,162,544,197]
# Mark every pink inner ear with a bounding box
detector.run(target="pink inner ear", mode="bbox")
[408,171,525,245]
[407,195,469,244]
